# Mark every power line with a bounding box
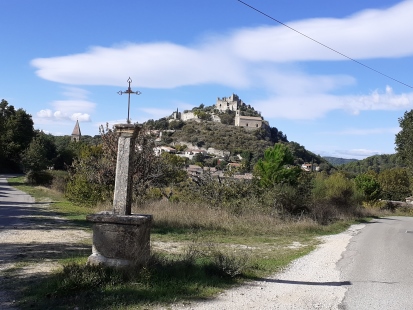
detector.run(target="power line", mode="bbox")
[237,0,413,89]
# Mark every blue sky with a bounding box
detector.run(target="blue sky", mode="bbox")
[2,0,413,159]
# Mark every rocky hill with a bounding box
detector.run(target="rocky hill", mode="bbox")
[143,97,334,172]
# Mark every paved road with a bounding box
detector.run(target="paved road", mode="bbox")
[338,216,413,309]
[0,175,34,228]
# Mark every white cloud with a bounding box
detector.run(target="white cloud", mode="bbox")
[31,43,248,88]
[30,0,413,127]
[326,127,400,136]
[252,85,413,120]
[52,100,95,114]
[37,109,52,118]
[62,87,90,100]
[35,88,95,123]
[230,0,413,62]
[31,1,413,90]
[71,113,91,122]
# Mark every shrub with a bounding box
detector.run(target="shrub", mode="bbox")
[309,172,363,222]
[49,170,69,193]
[313,172,356,209]
[65,174,107,207]
[354,172,381,201]
[26,170,53,185]
[210,247,251,278]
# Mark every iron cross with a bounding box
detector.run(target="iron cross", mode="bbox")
[118,77,141,124]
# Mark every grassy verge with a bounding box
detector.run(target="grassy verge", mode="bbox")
[7,176,93,225]
[7,176,369,310]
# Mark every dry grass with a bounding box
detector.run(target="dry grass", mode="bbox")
[134,200,322,236]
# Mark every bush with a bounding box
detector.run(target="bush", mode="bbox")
[26,170,53,185]
[49,170,69,193]
[313,172,357,209]
[210,247,251,278]
[65,174,108,207]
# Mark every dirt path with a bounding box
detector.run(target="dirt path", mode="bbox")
[166,224,366,310]
[0,176,91,309]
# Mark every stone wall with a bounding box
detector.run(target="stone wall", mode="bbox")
[215,93,244,112]
[235,110,263,130]
[181,111,198,121]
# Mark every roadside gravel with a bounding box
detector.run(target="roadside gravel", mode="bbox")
[167,224,365,310]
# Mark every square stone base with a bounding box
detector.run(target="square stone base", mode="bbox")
[86,213,152,267]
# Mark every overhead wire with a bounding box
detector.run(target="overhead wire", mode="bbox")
[237,0,413,89]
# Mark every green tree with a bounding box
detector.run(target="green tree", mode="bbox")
[22,131,57,172]
[193,110,212,121]
[378,168,411,201]
[312,172,356,209]
[0,99,34,172]
[254,143,302,187]
[66,125,188,206]
[354,172,381,201]
[219,111,235,125]
[22,137,50,172]
[395,110,413,176]
[240,150,252,172]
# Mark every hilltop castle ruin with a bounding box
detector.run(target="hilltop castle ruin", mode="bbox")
[170,94,265,130]
[215,94,245,112]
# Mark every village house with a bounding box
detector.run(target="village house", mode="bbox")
[178,149,207,160]
[154,146,176,156]
[227,162,242,171]
[301,163,320,172]
[233,173,253,180]
[186,165,203,176]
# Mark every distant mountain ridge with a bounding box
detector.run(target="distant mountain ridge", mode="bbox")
[335,154,403,174]
[323,157,358,166]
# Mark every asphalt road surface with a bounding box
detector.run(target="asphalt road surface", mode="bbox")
[338,216,413,309]
[0,175,34,228]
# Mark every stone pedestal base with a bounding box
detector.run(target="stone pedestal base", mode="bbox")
[86,213,153,267]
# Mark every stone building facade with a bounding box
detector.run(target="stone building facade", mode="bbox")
[234,110,263,130]
[169,94,266,130]
[215,93,245,112]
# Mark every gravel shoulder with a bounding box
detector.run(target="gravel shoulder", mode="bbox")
[0,177,91,309]
[167,224,365,310]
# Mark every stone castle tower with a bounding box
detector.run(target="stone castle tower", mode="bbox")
[71,120,81,142]
[215,93,244,112]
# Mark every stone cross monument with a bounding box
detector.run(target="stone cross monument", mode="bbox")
[113,123,138,215]
[86,78,152,268]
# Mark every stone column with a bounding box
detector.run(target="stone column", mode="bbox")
[113,124,139,215]
[86,123,152,268]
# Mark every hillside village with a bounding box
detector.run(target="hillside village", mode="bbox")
[171,94,267,130]
[69,93,325,179]
[160,94,323,174]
